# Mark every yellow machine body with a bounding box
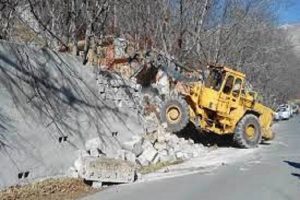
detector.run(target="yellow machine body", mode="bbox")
[186,66,274,140]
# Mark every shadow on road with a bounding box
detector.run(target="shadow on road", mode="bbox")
[284,161,300,169]
[284,161,300,180]
[291,173,300,179]
[260,141,271,146]
[176,122,234,147]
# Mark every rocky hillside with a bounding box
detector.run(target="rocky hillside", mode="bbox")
[288,24,300,98]
[280,24,300,99]
[283,24,300,53]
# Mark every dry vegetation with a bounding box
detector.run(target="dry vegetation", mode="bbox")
[0,178,99,200]
[0,0,299,104]
[138,160,184,175]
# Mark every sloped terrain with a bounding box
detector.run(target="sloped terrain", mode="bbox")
[0,41,145,188]
[285,24,300,53]
[287,24,300,98]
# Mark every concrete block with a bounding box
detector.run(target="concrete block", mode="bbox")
[139,145,158,163]
[175,151,184,160]
[168,135,180,146]
[92,181,103,189]
[175,151,192,161]
[158,150,169,162]
[158,149,176,163]
[183,152,193,160]
[142,140,154,149]
[192,151,199,158]
[82,156,136,183]
[154,142,167,151]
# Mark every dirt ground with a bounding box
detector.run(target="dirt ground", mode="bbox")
[0,178,99,200]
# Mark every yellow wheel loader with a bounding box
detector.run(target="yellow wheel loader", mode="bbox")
[160,65,275,148]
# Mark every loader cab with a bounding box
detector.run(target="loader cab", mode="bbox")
[203,66,245,113]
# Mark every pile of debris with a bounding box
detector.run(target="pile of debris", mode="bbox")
[70,116,205,188]
[136,123,205,166]
[66,37,206,188]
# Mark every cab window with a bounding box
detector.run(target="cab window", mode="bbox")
[232,78,242,97]
[223,75,234,94]
[205,69,225,91]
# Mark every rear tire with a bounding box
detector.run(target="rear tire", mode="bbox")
[160,95,189,132]
[233,114,262,148]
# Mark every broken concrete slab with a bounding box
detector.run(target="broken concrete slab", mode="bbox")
[158,149,175,163]
[142,139,154,150]
[81,156,136,183]
[138,145,158,163]
[167,134,180,146]
[92,181,103,189]
[154,142,167,151]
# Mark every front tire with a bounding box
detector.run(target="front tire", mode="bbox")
[160,95,189,132]
[233,114,262,148]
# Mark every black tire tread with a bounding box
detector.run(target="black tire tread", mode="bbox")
[160,95,190,132]
[233,114,262,148]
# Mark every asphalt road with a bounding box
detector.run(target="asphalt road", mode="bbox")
[84,116,300,200]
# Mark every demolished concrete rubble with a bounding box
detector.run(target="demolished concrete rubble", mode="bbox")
[69,65,208,187]
[67,37,208,187]
[72,120,206,186]
[71,114,207,185]
[138,141,159,165]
